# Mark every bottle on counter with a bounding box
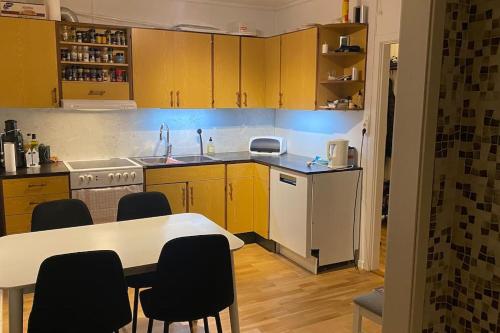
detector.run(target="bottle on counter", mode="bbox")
[207,137,215,155]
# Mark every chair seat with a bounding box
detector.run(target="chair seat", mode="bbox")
[353,291,384,317]
[126,272,157,289]
[140,288,214,323]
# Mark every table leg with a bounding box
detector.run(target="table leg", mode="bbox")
[228,252,240,333]
[8,289,22,333]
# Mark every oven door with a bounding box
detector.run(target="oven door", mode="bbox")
[72,185,143,224]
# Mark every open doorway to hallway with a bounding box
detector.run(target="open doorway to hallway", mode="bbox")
[375,43,399,277]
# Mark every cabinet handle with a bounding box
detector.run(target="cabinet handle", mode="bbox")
[176,91,180,107]
[279,92,283,108]
[51,88,58,106]
[243,92,248,107]
[182,187,186,208]
[190,186,194,206]
[236,92,241,107]
[229,183,233,201]
[28,183,47,188]
[170,91,174,108]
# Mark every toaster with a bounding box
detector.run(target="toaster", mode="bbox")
[249,136,287,155]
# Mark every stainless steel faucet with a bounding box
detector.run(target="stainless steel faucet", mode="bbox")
[160,123,172,158]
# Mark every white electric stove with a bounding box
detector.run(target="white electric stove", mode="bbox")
[64,158,144,223]
[64,158,143,190]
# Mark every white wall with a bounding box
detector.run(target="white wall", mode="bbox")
[0,109,275,161]
[60,0,277,35]
[274,110,364,158]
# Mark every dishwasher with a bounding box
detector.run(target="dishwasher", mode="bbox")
[270,167,361,273]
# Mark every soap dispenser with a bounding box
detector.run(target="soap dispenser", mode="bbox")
[207,137,215,155]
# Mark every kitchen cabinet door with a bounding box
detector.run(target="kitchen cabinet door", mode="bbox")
[132,29,174,108]
[213,35,240,108]
[227,177,254,234]
[241,37,265,108]
[264,36,281,109]
[253,164,270,239]
[173,32,213,109]
[188,179,225,228]
[0,17,59,108]
[280,28,318,110]
[146,183,187,214]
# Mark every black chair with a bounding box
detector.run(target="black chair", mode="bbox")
[27,250,132,333]
[31,199,93,232]
[116,191,172,333]
[140,234,234,333]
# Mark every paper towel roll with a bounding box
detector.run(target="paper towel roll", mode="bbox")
[45,0,61,21]
[4,143,16,173]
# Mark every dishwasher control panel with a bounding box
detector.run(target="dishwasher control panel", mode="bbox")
[70,168,144,189]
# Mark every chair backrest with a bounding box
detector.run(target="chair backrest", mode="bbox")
[31,199,93,232]
[28,250,132,333]
[151,235,234,321]
[116,191,172,221]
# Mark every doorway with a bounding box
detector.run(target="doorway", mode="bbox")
[368,42,399,276]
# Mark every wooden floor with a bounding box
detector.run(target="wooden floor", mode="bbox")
[2,244,384,333]
[375,220,388,276]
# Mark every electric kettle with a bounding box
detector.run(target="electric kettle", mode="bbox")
[326,139,349,169]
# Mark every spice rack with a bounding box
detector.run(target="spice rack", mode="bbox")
[56,22,132,101]
[316,23,368,111]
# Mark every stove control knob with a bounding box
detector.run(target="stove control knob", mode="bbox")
[115,173,122,181]
[130,172,136,180]
[79,175,85,183]
[123,172,129,180]
[86,175,93,183]
[108,173,114,182]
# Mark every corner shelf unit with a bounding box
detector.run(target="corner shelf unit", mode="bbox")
[316,23,368,111]
[56,22,133,101]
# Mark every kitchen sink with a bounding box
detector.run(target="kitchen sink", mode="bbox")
[173,155,219,163]
[136,155,219,166]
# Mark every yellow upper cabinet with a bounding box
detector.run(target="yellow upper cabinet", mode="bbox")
[280,28,318,110]
[173,32,213,109]
[264,36,281,109]
[241,37,265,108]
[213,35,240,108]
[132,28,174,108]
[0,17,59,108]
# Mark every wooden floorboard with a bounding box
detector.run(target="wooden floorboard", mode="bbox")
[2,244,383,333]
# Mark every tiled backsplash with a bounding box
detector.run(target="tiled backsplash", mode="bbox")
[0,108,275,160]
[0,108,364,161]
[423,0,500,332]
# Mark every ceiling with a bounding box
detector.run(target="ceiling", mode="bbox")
[185,0,302,10]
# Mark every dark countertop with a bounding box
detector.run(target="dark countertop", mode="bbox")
[0,162,70,180]
[0,153,360,180]
[138,152,361,175]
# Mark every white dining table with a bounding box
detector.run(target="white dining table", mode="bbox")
[0,213,245,333]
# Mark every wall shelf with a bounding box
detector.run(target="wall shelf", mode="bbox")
[59,41,128,49]
[316,23,368,110]
[320,80,365,85]
[321,52,366,57]
[57,22,132,101]
[60,61,129,67]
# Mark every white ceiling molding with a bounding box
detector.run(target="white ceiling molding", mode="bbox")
[178,0,307,11]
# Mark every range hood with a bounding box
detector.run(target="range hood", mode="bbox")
[61,99,137,111]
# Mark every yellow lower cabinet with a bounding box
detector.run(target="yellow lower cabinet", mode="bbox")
[253,164,270,239]
[227,177,254,234]
[146,183,187,214]
[188,179,225,228]
[5,214,31,235]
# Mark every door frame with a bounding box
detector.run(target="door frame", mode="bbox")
[382,0,446,332]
